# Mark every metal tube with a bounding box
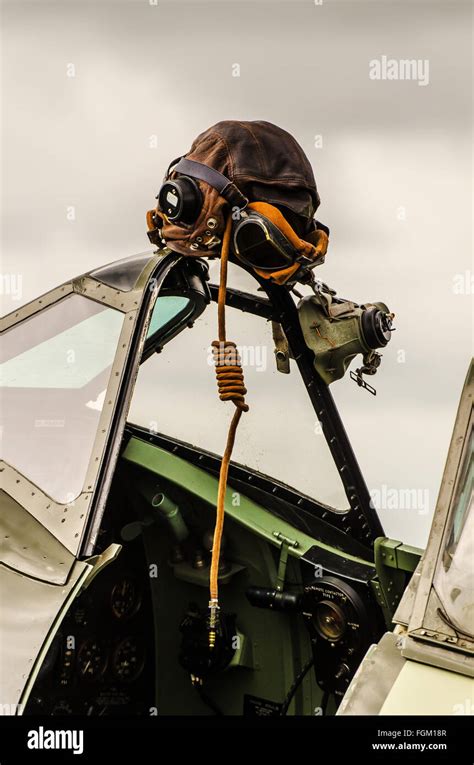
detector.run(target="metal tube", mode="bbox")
[151,492,189,543]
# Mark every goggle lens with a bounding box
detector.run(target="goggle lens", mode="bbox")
[233,217,295,271]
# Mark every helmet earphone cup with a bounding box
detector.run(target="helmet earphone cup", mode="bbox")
[157,176,203,225]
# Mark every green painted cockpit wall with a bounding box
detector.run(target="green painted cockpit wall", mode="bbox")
[122,437,375,571]
[121,438,326,714]
[121,436,376,714]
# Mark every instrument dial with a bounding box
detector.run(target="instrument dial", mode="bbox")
[77,639,107,681]
[110,578,141,621]
[314,600,347,642]
[112,637,145,683]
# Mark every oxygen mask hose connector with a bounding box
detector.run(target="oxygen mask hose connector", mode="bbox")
[208,599,220,650]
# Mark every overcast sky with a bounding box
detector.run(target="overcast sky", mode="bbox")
[1,0,472,546]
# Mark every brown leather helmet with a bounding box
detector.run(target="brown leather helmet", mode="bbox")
[148,120,323,258]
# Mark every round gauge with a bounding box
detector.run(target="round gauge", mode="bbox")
[110,578,141,621]
[77,639,107,681]
[313,600,347,642]
[112,637,145,683]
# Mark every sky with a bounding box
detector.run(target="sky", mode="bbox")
[1,0,472,547]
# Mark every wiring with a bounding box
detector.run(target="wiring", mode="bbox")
[280,656,315,716]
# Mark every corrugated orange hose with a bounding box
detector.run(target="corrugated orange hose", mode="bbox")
[208,215,249,647]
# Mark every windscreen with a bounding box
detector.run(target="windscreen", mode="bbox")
[434,425,474,637]
[0,295,124,503]
[129,296,348,510]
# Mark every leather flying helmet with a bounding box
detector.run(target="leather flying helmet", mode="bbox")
[147,120,329,284]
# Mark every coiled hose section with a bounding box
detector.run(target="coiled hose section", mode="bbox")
[208,215,248,647]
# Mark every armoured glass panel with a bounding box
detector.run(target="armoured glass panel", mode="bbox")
[129,299,348,510]
[145,296,191,340]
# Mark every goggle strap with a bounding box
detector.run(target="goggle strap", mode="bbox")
[173,157,248,210]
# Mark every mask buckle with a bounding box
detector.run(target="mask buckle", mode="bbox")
[350,352,382,396]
